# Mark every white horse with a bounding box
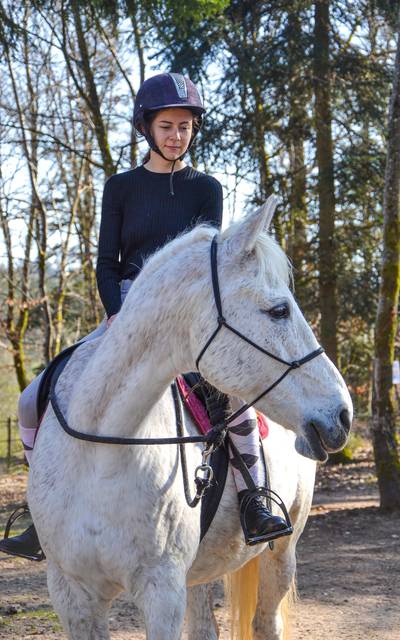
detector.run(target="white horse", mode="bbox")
[28,198,352,640]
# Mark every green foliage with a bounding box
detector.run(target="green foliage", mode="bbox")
[150,0,229,20]
[0,350,19,423]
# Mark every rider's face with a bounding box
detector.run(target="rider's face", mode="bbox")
[150,108,194,160]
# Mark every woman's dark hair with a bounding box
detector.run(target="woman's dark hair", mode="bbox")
[142,149,151,164]
[140,111,201,165]
[141,112,158,164]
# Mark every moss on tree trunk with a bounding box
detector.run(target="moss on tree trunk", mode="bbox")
[372,17,400,511]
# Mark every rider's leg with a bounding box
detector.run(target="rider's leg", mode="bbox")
[227,403,264,490]
[0,377,44,559]
[227,400,289,542]
[201,382,289,543]
[18,372,43,463]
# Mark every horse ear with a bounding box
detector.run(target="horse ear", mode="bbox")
[261,195,278,233]
[233,195,278,254]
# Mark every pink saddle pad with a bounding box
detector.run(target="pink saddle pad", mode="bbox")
[176,376,269,440]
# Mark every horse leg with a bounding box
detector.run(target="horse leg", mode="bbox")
[138,565,187,640]
[186,583,219,640]
[47,560,111,640]
[253,542,296,640]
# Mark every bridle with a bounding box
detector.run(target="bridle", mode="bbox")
[51,234,324,446]
[195,235,324,426]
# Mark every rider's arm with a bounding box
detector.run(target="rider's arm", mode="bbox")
[96,176,123,318]
[197,176,223,230]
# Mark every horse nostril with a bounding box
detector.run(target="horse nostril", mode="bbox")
[339,408,351,433]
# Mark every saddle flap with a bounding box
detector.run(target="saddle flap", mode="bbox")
[37,342,83,421]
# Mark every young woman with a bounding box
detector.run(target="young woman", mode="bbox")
[0,73,288,561]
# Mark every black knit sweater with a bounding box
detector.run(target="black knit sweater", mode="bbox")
[96,165,223,317]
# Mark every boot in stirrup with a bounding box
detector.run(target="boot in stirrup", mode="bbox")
[238,490,293,546]
[0,506,45,561]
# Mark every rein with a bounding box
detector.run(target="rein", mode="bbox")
[51,234,323,448]
[50,382,215,447]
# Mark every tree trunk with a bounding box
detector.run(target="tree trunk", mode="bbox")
[4,10,53,372]
[248,5,272,202]
[287,10,308,302]
[22,22,53,363]
[78,154,100,331]
[0,192,30,391]
[372,19,400,511]
[247,3,282,241]
[129,0,145,168]
[314,0,338,364]
[69,0,115,177]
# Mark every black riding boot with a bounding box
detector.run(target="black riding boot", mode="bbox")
[0,511,44,561]
[238,490,293,545]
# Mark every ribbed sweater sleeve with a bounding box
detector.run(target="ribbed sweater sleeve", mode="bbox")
[199,177,223,227]
[96,176,123,317]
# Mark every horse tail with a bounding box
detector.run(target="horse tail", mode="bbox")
[226,555,260,640]
[282,575,297,640]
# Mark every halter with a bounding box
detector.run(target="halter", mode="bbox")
[195,235,325,426]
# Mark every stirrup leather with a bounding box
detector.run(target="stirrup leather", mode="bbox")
[1,505,45,562]
[240,488,293,546]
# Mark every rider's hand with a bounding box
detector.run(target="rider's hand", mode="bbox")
[107,314,118,328]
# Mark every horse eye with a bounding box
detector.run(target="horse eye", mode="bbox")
[264,303,290,320]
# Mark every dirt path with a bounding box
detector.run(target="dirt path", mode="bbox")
[1,451,399,639]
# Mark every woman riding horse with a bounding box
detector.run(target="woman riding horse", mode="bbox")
[0,72,288,561]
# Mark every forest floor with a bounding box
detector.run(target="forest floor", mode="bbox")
[0,436,399,639]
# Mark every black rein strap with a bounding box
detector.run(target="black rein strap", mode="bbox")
[50,379,220,447]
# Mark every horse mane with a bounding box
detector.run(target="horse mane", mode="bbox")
[134,217,292,291]
[132,224,216,283]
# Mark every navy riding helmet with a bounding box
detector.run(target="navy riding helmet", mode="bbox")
[133,72,206,160]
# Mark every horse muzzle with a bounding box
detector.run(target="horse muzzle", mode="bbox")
[304,407,352,463]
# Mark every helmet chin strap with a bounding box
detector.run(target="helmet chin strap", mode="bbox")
[146,131,188,196]
[169,160,177,196]
[149,147,177,196]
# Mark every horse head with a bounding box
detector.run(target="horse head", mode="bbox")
[192,196,352,462]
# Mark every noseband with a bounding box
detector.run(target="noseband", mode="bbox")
[196,235,324,426]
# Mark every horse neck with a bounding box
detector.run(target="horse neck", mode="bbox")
[67,241,208,435]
